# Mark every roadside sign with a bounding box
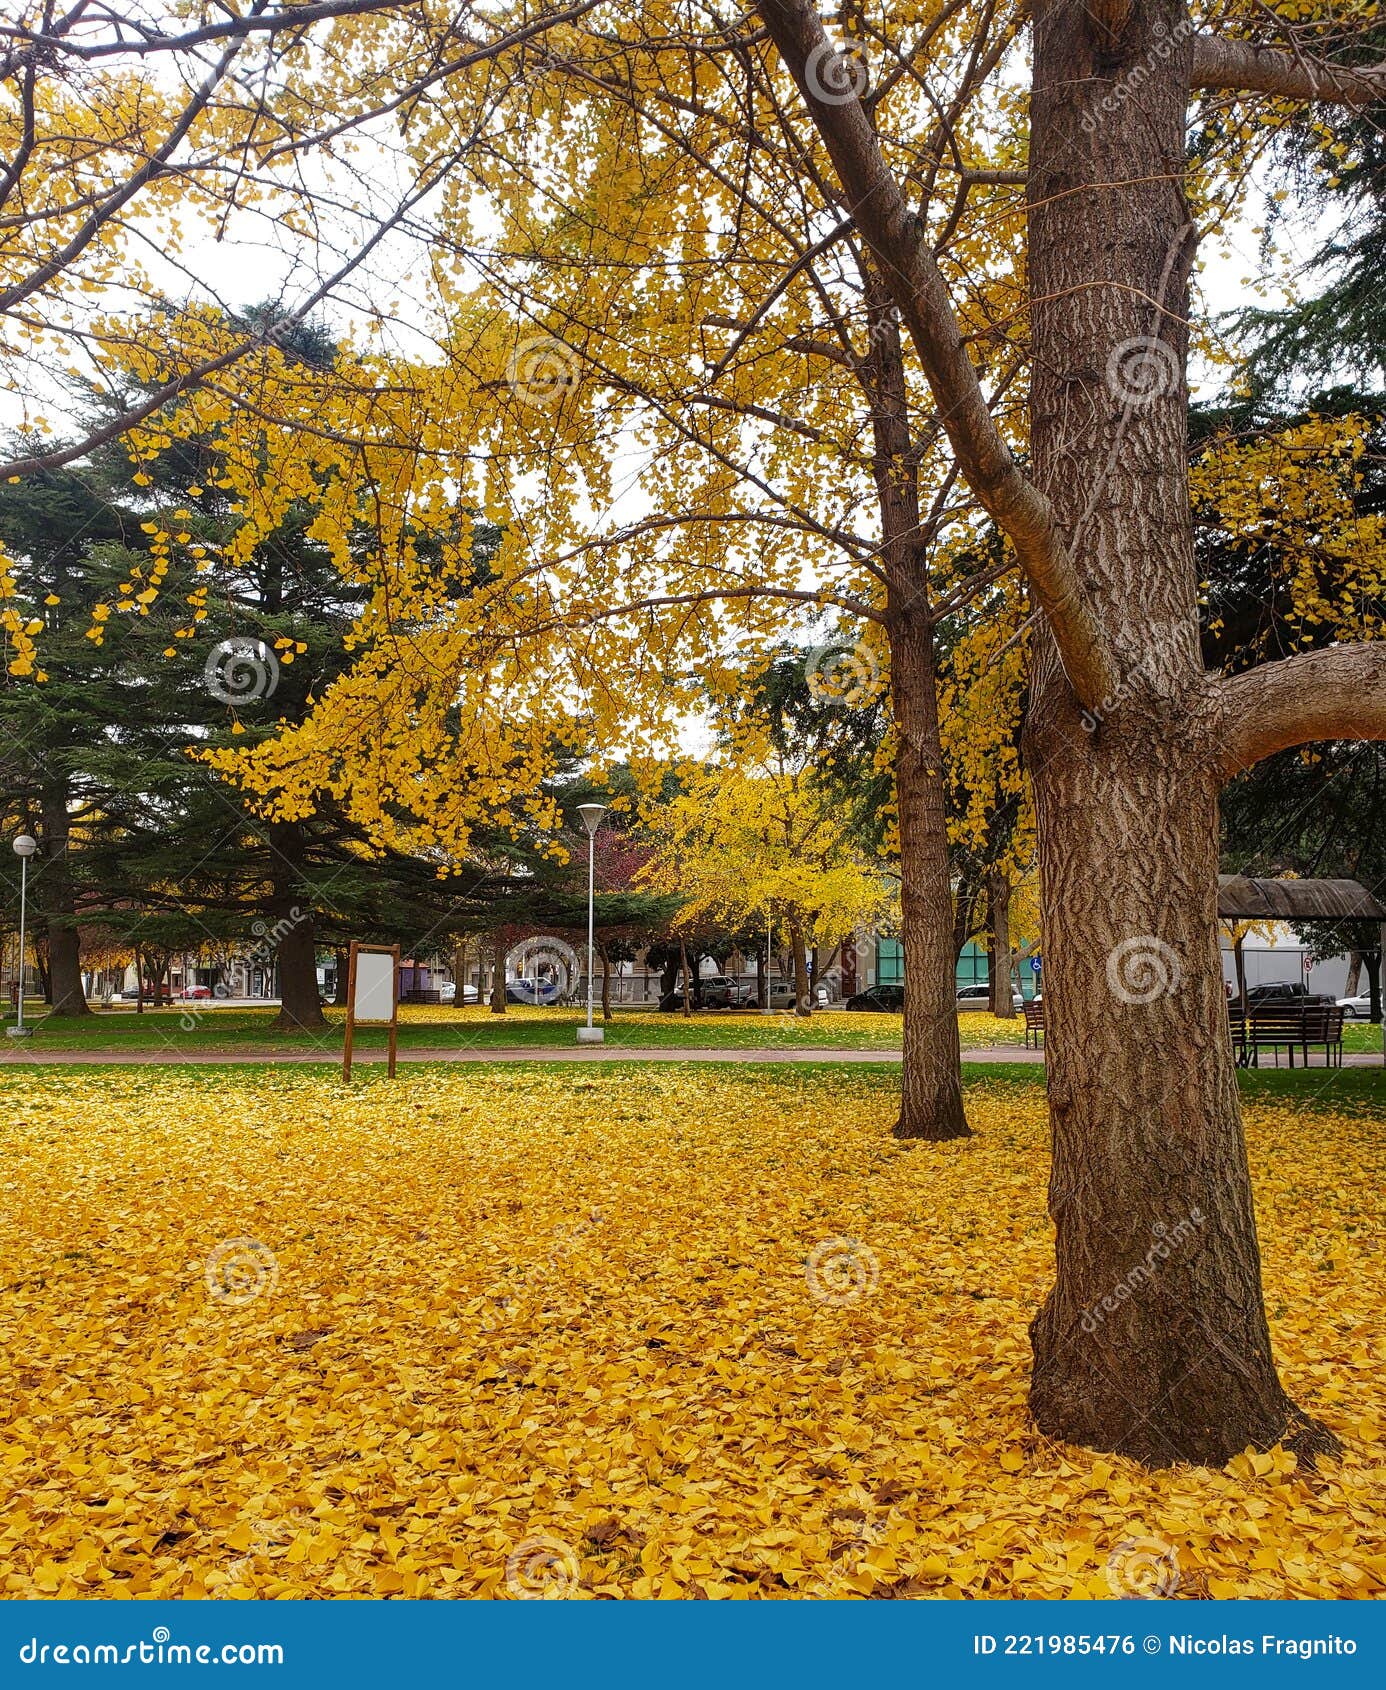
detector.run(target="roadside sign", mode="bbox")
[1029,956,1042,975]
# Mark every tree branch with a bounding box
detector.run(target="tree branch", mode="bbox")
[754,0,1117,710]
[1192,35,1386,106]
[1218,645,1386,780]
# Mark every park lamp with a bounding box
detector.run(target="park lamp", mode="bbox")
[10,833,37,1039]
[576,804,606,1044]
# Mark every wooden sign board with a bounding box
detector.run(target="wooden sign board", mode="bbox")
[343,941,399,1081]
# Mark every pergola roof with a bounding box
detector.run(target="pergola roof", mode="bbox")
[1216,875,1386,923]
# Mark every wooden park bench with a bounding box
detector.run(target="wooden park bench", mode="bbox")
[1228,1002,1345,1069]
[1023,999,1045,1050]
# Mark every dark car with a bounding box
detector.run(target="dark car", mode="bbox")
[844,984,905,1012]
[1244,981,1333,1007]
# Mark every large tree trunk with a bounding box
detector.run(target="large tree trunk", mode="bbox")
[1364,949,1381,1024]
[789,922,811,1017]
[989,872,1015,1019]
[1024,0,1328,1464]
[1344,950,1362,998]
[490,930,508,1013]
[600,941,612,1021]
[268,822,325,1032]
[864,273,969,1139]
[39,790,90,1017]
[332,947,350,1008]
[890,609,969,1135]
[1233,933,1248,1010]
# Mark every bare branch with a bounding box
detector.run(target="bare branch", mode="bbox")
[1218,645,1386,780]
[1191,34,1386,106]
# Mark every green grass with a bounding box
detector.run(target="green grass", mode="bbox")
[0,1002,932,1054]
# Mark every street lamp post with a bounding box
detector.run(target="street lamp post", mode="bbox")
[10,833,36,1039]
[576,804,606,1044]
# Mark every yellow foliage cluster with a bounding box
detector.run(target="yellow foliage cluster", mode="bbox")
[0,1066,1380,1600]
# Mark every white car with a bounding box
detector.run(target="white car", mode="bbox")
[1336,992,1375,1019]
[957,983,1025,1012]
[438,982,479,1004]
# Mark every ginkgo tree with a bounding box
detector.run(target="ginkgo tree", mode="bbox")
[640,758,895,1013]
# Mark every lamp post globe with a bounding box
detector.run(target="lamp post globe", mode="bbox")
[9,833,36,1038]
[575,805,606,1044]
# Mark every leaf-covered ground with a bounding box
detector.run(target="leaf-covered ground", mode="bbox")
[0,1064,1381,1600]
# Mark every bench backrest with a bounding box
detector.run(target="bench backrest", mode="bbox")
[1024,1001,1045,1029]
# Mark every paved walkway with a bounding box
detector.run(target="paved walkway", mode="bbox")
[0,1043,1380,1069]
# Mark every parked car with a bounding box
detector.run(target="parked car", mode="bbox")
[1244,981,1334,1007]
[845,984,905,1012]
[699,975,754,1009]
[506,978,561,1005]
[956,983,1025,1012]
[1336,992,1376,1019]
[437,982,478,1004]
[176,985,213,1000]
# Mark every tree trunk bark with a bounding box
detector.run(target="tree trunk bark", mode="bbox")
[889,606,970,1137]
[268,822,325,1032]
[333,947,350,1007]
[39,789,89,1017]
[679,939,691,1016]
[1345,950,1362,998]
[789,923,811,1016]
[756,944,767,1010]
[861,272,970,1139]
[1024,0,1329,1464]
[1364,949,1381,1024]
[490,931,508,1013]
[1234,933,1248,1010]
[989,873,1015,1018]
[600,942,612,1021]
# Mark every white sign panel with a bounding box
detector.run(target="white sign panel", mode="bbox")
[352,950,396,1023]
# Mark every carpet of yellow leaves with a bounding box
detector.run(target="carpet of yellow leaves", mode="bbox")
[0,1065,1380,1600]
